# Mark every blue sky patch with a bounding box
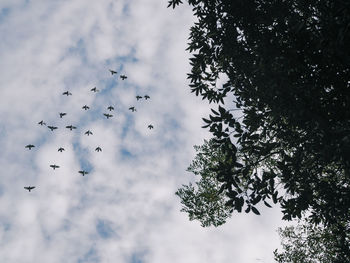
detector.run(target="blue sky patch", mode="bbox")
[130,251,147,263]
[73,142,93,172]
[77,247,98,263]
[0,8,10,24]
[120,148,134,159]
[96,219,114,239]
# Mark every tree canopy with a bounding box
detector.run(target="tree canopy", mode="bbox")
[176,139,234,227]
[169,0,350,257]
[274,219,350,263]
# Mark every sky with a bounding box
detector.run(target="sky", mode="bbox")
[0,1,287,262]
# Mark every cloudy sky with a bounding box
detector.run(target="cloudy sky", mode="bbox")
[0,1,286,262]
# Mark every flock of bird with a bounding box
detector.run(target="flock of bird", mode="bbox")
[24,69,153,192]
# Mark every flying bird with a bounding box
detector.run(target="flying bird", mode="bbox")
[58,147,65,152]
[79,170,89,176]
[120,75,127,80]
[144,95,150,100]
[107,106,114,111]
[129,107,136,112]
[103,113,113,119]
[95,147,102,152]
[148,124,154,129]
[24,186,35,192]
[25,144,35,150]
[59,112,67,118]
[136,95,142,101]
[109,69,117,75]
[62,91,72,96]
[48,126,58,131]
[82,105,90,110]
[66,125,76,131]
[91,87,99,92]
[38,120,46,126]
[50,164,60,170]
[85,130,93,136]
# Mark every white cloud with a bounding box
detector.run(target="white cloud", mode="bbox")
[0,1,285,262]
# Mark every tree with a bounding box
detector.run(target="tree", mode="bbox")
[274,219,350,263]
[176,139,234,227]
[169,0,350,258]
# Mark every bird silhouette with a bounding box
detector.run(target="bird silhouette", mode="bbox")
[24,186,35,192]
[95,147,102,152]
[58,147,65,152]
[144,95,150,100]
[91,87,99,92]
[62,91,72,96]
[129,107,136,112]
[38,120,46,126]
[85,130,93,136]
[109,69,117,75]
[50,164,60,170]
[25,144,35,150]
[103,113,113,119]
[59,112,67,118]
[48,126,58,131]
[136,95,142,101]
[120,75,127,80]
[66,125,76,131]
[148,124,154,129]
[107,106,114,111]
[79,170,89,176]
[82,105,90,110]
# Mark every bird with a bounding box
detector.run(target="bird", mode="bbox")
[25,144,35,150]
[59,112,67,118]
[91,87,99,92]
[109,69,117,75]
[79,170,89,176]
[107,106,114,111]
[136,95,143,101]
[66,125,76,131]
[62,91,72,96]
[144,95,150,100]
[48,126,58,131]
[148,124,154,129]
[95,147,102,152]
[120,75,127,80]
[38,120,46,126]
[129,107,136,112]
[58,147,65,152]
[82,105,90,110]
[103,113,113,119]
[85,130,93,136]
[24,186,35,192]
[50,164,60,170]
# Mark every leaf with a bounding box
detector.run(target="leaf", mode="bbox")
[272,192,278,204]
[202,118,211,124]
[264,201,272,208]
[235,162,243,168]
[211,108,219,115]
[251,206,260,215]
[218,105,226,115]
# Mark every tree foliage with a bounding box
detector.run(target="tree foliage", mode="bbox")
[274,219,350,263]
[169,0,350,226]
[176,139,234,227]
[169,0,350,258]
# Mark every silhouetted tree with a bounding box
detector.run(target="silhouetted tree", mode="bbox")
[169,0,350,248]
[176,139,234,227]
[274,219,350,263]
